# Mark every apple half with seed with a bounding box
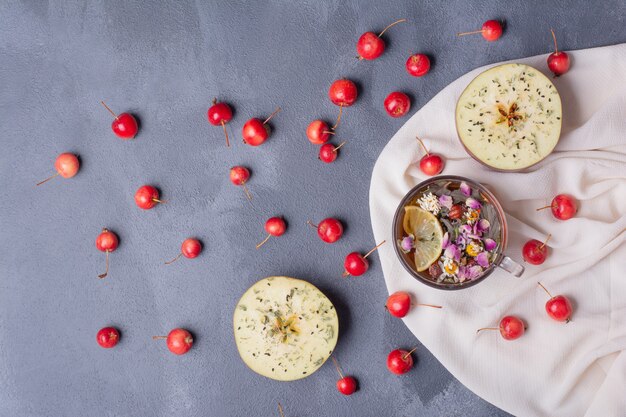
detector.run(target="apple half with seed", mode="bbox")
[233,276,339,381]
[455,63,562,171]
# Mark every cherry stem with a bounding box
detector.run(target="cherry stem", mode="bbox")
[550,28,559,54]
[278,403,285,417]
[263,107,281,125]
[402,347,417,360]
[306,220,318,229]
[457,29,484,37]
[98,250,109,279]
[152,198,166,204]
[100,101,118,119]
[152,335,167,340]
[378,18,407,37]
[540,234,552,249]
[333,141,346,152]
[242,184,252,201]
[415,303,443,309]
[221,120,230,147]
[332,105,343,130]
[364,240,386,259]
[476,327,498,334]
[342,270,350,278]
[36,172,59,186]
[536,205,552,211]
[323,130,335,135]
[165,252,182,265]
[537,282,553,298]
[331,356,344,379]
[416,137,429,156]
[256,234,271,249]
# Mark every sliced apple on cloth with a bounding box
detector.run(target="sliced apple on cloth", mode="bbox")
[456,63,562,171]
[233,276,339,381]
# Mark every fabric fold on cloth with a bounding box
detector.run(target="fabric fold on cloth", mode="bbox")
[369,44,626,417]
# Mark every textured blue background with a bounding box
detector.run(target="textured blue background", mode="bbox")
[1,1,624,416]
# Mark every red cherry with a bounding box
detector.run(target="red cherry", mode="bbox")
[307,218,344,243]
[477,316,525,340]
[343,240,386,277]
[96,228,119,279]
[405,53,430,77]
[242,107,281,146]
[538,282,573,322]
[319,142,346,164]
[153,328,193,355]
[134,185,165,210]
[384,92,411,118]
[96,327,120,348]
[256,217,287,249]
[337,376,357,395]
[547,29,570,77]
[356,19,406,61]
[328,79,358,107]
[522,234,551,265]
[165,238,202,265]
[101,101,138,139]
[229,166,252,201]
[537,194,577,220]
[306,120,334,145]
[331,357,357,395]
[457,20,503,42]
[37,153,80,186]
[416,137,444,176]
[207,98,233,147]
[386,348,415,375]
[386,292,442,318]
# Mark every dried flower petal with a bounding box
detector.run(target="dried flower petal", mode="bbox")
[466,197,482,210]
[484,238,497,251]
[418,192,441,215]
[477,219,490,232]
[441,232,450,249]
[439,194,453,209]
[398,235,415,253]
[444,244,461,262]
[455,235,467,249]
[460,182,471,197]
[476,252,490,268]
[467,265,483,280]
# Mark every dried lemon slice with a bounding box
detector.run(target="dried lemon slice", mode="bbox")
[403,206,443,271]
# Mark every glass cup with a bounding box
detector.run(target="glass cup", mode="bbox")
[392,175,524,290]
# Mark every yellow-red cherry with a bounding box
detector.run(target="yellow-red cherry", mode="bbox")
[337,376,357,395]
[356,19,406,61]
[229,166,252,201]
[328,79,358,107]
[96,228,119,279]
[538,282,573,322]
[547,29,570,77]
[537,194,577,220]
[306,120,333,145]
[522,234,551,265]
[134,185,164,210]
[36,153,80,186]
[319,142,345,164]
[477,316,525,340]
[242,107,281,146]
[387,348,415,375]
[165,238,202,265]
[457,20,503,42]
[101,101,138,140]
[384,92,411,118]
[343,241,386,277]
[153,328,193,355]
[405,54,430,77]
[308,218,343,243]
[207,98,233,147]
[97,327,120,348]
[256,217,287,249]
[416,137,444,176]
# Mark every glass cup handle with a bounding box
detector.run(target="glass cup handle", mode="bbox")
[498,256,524,277]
